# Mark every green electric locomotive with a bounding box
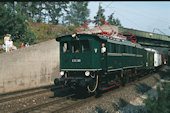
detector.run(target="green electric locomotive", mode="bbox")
[54,33,154,94]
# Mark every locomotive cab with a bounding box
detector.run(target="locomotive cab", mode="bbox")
[55,34,107,92]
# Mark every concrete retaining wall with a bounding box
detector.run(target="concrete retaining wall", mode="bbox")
[0,39,60,94]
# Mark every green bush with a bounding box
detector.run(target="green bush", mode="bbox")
[144,82,170,113]
[55,25,77,38]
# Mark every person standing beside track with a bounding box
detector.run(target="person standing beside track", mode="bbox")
[25,42,30,47]
[4,34,11,52]
[21,43,24,48]
[8,39,13,52]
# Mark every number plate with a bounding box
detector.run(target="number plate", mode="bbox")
[72,59,81,62]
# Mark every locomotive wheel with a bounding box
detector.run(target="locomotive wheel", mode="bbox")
[87,75,99,93]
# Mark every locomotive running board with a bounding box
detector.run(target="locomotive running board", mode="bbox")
[108,65,143,72]
[61,69,102,71]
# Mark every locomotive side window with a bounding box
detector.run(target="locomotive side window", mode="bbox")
[120,45,125,53]
[138,48,140,54]
[117,45,121,53]
[122,45,126,53]
[127,46,130,53]
[136,48,139,54]
[109,43,112,53]
[81,40,90,52]
[128,46,132,53]
[108,43,114,53]
[132,47,136,54]
[129,46,132,53]
[113,44,117,53]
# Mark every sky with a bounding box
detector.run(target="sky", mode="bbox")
[88,1,170,36]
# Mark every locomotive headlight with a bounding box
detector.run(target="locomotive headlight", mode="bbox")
[60,71,64,76]
[85,71,90,76]
[72,33,76,38]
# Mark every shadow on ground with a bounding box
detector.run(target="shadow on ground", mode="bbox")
[50,86,94,101]
[134,83,152,95]
[94,98,147,113]
[112,98,147,113]
[157,66,170,80]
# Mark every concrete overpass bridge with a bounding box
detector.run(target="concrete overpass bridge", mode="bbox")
[118,27,170,48]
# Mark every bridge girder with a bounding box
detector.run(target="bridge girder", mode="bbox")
[118,27,170,48]
[136,36,170,48]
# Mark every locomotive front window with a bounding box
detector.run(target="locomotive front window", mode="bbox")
[81,40,90,52]
[62,40,90,53]
[71,41,80,53]
[63,42,70,53]
[71,40,90,53]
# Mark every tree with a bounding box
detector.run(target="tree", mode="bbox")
[65,1,90,27]
[36,2,44,23]
[45,2,68,25]
[27,2,39,22]
[94,3,106,25]
[0,2,37,45]
[107,13,121,26]
[2,2,69,25]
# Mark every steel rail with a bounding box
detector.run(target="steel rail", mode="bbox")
[0,85,61,103]
[0,84,55,97]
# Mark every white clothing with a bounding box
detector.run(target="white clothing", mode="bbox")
[101,47,106,53]
[4,36,10,45]
[12,45,17,50]
[8,41,13,48]
[2,44,6,50]
[25,44,29,47]
[5,40,10,52]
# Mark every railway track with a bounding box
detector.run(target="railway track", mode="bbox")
[0,85,61,103]
[11,69,159,113]
[13,93,76,113]
[2,67,164,113]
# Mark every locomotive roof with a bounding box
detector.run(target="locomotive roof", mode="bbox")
[56,34,106,41]
[56,34,144,49]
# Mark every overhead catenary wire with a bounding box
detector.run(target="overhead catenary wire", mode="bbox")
[103,2,113,9]
[101,2,170,35]
[101,3,144,29]
[115,5,170,25]
[89,2,170,35]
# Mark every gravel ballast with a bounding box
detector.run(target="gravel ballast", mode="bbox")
[67,66,170,113]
